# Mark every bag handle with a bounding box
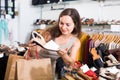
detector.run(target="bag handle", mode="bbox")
[26,46,39,60]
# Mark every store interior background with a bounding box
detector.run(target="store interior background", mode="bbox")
[1,0,120,45]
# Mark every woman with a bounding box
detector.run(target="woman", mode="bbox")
[29,8,82,79]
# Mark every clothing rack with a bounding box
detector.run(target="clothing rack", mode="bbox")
[0,0,1,18]
[0,0,15,18]
[90,31,120,49]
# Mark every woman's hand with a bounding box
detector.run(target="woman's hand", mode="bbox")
[57,48,74,66]
[28,38,43,54]
[29,36,46,46]
[28,39,36,47]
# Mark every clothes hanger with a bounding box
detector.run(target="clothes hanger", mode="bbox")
[108,35,115,43]
[104,34,113,44]
[91,33,97,40]
[116,36,120,44]
[98,34,104,41]
[113,35,118,43]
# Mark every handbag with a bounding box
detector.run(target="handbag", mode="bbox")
[16,47,53,80]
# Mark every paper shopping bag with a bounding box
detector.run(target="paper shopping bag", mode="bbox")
[4,54,24,80]
[16,58,53,80]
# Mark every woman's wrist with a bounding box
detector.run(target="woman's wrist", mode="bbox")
[61,53,66,56]
[57,50,66,56]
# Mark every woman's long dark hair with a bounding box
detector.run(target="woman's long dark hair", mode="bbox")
[43,8,82,40]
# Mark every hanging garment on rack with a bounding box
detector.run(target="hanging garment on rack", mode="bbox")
[91,32,120,49]
[76,32,90,62]
[0,19,9,44]
[84,38,94,64]
[89,32,120,63]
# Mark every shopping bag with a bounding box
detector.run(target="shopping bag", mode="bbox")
[4,54,24,80]
[17,46,53,80]
[16,58,53,80]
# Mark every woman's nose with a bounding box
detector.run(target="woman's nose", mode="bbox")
[61,24,66,29]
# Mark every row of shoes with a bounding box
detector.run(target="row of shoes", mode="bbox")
[33,19,57,25]
[33,18,120,26]
[81,17,120,26]
[61,61,98,80]
[0,44,17,55]
[0,42,27,56]
[81,18,94,26]
[94,20,120,25]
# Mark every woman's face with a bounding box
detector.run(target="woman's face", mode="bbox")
[59,15,75,35]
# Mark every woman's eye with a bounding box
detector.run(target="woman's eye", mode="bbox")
[66,23,71,27]
[66,24,70,27]
[59,22,63,25]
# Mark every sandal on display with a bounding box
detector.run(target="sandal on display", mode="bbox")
[32,31,60,52]
[99,67,119,80]
[90,48,104,69]
[104,54,119,67]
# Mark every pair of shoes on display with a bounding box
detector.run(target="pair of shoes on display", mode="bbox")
[99,66,120,80]
[104,54,120,67]
[0,45,18,55]
[96,43,110,61]
[108,48,120,63]
[0,45,10,52]
[33,19,57,25]
[81,18,94,26]
[33,19,46,25]
[90,48,104,69]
